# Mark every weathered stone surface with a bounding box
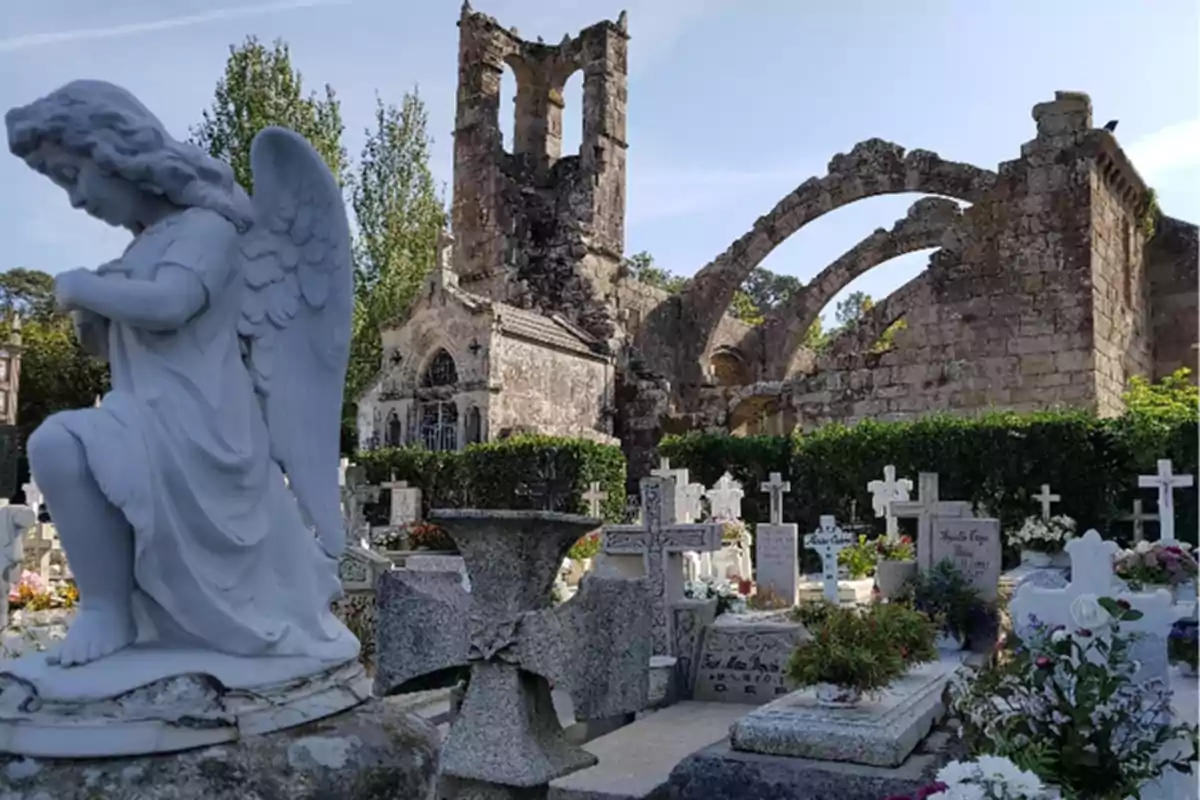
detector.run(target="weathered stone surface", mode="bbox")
[692,610,808,704]
[729,657,963,767]
[0,697,439,800]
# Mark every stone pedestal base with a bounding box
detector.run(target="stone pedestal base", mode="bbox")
[0,697,439,800]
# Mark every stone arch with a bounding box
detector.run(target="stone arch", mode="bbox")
[678,139,997,390]
[727,392,793,437]
[709,347,752,386]
[824,271,932,358]
[421,348,459,388]
[763,197,961,378]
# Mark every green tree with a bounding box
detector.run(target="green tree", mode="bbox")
[189,36,349,192]
[346,90,446,405]
[0,269,110,445]
[834,290,874,329]
[743,267,802,315]
[621,251,686,293]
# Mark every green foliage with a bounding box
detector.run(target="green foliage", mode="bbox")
[898,560,986,640]
[356,435,626,520]
[660,404,1199,563]
[1137,188,1160,239]
[871,317,907,353]
[786,603,936,694]
[621,251,686,293]
[874,534,916,561]
[189,36,349,192]
[838,534,877,579]
[834,290,873,328]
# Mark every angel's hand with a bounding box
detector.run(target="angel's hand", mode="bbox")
[54,267,99,313]
[95,259,129,277]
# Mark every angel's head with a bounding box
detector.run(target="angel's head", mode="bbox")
[5,80,252,233]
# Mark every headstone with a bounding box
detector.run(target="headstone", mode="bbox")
[20,480,41,519]
[1033,483,1061,521]
[651,457,693,522]
[602,478,723,656]
[372,509,652,796]
[1138,459,1194,543]
[1121,498,1160,544]
[891,473,972,571]
[706,473,744,521]
[756,526,798,608]
[582,482,608,518]
[803,516,854,604]
[38,523,68,581]
[868,465,912,542]
[760,472,790,526]
[679,482,707,524]
[1011,530,1178,686]
[382,474,422,527]
[692,609,809,704]
[929,516,1002,601]
[0,505,36,621]
[340,462,379,548]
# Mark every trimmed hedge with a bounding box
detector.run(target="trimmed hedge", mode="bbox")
[660,410,1198,557]
[356,435,627,523]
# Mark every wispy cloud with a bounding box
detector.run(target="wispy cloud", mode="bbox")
[1125,118,1200,182]
[0,0,352,54]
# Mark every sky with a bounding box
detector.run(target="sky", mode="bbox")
[1,0,1197,327]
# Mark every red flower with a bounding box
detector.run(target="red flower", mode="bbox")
[1035,656,1052,669]
[1116,599,1131,611]
[1076,628,1092,637]
[738,579,753,596]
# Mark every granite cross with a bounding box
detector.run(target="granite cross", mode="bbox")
[804,515,854,604]
[582,482,608,518]
[760,472,791,526]
[372,510,652,795]
[651,457,694,521]
[705,472,744,521]
[867,465,912,542]
[1138,459,1194,543]
[1033,483,1061,521]
[1120,498,1159,544]
[890,473,972,570]
[601,477,724,656]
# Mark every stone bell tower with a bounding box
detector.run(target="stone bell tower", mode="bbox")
[450,1,629,346]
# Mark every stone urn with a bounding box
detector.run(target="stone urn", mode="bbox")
[875,559,917,599]
[1020,550,1054,568]
[814,682,862,708]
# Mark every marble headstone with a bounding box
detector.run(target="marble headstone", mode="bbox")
[929,516,1002,602]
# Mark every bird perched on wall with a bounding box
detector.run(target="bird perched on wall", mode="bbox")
[1103,120,1119,132]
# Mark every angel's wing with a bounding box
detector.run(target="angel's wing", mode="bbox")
[238,126,353,559]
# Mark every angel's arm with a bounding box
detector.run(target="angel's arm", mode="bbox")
[64,211,237,333]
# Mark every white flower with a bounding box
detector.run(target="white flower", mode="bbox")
[1069,593,1112,630]
[1050,628,1069,644]
[936,760,978,786]
[942,785,985,800]
[1135,539,1153,554]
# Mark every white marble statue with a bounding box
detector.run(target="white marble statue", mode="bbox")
[4,81,357,674]
[0,505,37,621]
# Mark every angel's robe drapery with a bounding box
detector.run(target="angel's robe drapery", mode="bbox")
[51,207,357,662]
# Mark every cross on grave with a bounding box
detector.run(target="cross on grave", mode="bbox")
[340,464,379,546]
[804,515,854,604]
[20,480,41,519]
[761,472,791,526]
[1138,459,1194,543]
[651,457,695,522]
[601,477,724,656]
[867,465,912,542]
[705,472,744,521]
[890,472,972,571]
[381,473,422,527]
[1033,483,1061,521]
[372,511,652,795]
[38,524,65,580]
[581,481,608,518]
[1120,498,1160,544]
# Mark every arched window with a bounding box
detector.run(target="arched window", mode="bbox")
[421,401,459,452]
[465,406,482,445]
[385,411,402,447]
[421,349,458,388]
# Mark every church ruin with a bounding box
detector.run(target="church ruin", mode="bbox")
[358,3,1199,482]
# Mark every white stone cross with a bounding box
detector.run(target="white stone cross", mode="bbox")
[21,480,41,518]
[1033,483,1061,521]
[651,457,697,522]
[760,472,791,526]
[582,482,608,518]
[601,476,723,656]
[382,473,422,527]
[890,472,972,570]
[337,457,351,488]
[804,515,854,604]
[867,465,912,542]
[1138,459,1194,543]
[705,472,744,521]
[1120,498,1159,544]
[38,524,64,580]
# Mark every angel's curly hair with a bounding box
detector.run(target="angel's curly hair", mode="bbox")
[5,79,253,229]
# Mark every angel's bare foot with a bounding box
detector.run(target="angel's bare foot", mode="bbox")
[47,606,135,667]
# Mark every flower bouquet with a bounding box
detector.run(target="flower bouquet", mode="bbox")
[1008,515,1075,566]
[567,531,602,562]
[884,756,1045,799]
[684,577,748,616]
[8,571,78,612]
[1114,540,1198,592]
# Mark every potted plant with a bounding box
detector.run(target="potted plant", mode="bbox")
[1114,540,1198,600]
[786,603,935,707]
[874,535,917,599]
[1169,619,1199,677]
[901,560,983,651]
[1008,515,1076,568]
[949,596,1200,799]
[838,534,877,581]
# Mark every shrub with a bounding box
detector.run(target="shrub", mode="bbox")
[567,531,602,561]
[875,535,916,561]
[898,560,987,642]
[838,534,877,579]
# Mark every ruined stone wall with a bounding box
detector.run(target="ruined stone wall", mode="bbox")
[1146,215,1199,381]
[490,335,616,443]
[451,5,629,344]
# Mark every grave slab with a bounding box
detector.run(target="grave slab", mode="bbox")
[692,609,809,704]
[728,656,963,767]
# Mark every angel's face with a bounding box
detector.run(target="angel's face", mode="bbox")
[32,146,145,231]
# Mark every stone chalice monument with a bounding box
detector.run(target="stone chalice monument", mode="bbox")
[0,80,437,797]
